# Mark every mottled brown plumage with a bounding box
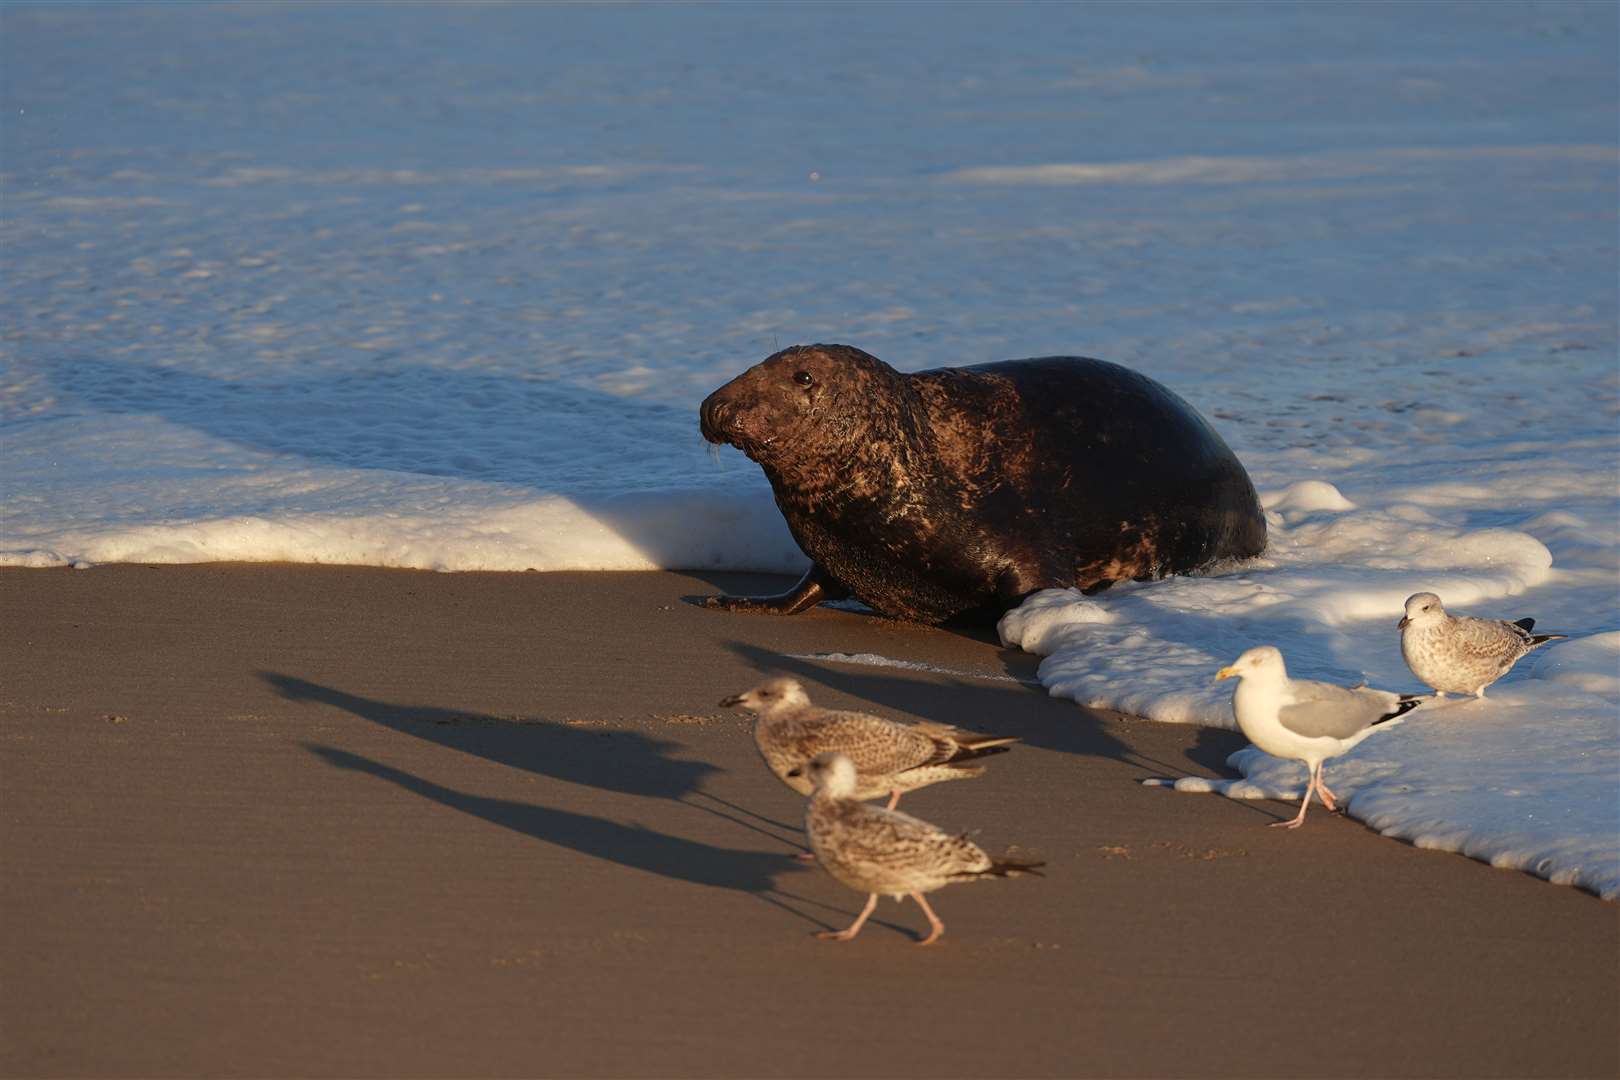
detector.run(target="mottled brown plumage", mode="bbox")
[797,752,1044,944]
[719,677,1014,808]
[1399,591,1566,697]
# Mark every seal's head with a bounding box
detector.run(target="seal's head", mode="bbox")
[699,344,899,466]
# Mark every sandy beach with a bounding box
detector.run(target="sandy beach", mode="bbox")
[1,564,1615,1078]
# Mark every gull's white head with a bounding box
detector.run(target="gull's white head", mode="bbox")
[1398,592,1446,631]
[718,676,811,713]
[1215,645,1286,683]
[797,751,859,798]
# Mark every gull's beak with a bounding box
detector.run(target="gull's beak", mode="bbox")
[1397,616,1410,630]
[718,693,745,707]
[1214,666,1238,681]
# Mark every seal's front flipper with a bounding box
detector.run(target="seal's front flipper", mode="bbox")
[699,565,848,615]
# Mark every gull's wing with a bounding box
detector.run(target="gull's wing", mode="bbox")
[1277,679,1407,740]
[822,801,988,876]
[1450,614,1537,659]
[787,711,942,775]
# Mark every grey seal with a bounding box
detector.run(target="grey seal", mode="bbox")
[698,343,1266,623]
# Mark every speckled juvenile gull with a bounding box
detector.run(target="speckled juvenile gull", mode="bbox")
[718,677,1016,809]
[1216,646,1427,829]
[792,752,1043,945]
[1399,591,1566,698]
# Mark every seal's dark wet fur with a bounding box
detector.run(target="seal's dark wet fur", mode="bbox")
[700,344,1266,623]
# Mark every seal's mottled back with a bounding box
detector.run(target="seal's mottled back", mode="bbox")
[699,343,1265,623]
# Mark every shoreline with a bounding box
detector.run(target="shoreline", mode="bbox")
[2,564,1615,1078]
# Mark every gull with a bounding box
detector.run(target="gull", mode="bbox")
[1215,646,1426,829]
[1399,591,1566,698]
[719,677,1016,810]
[792,751,1043,945]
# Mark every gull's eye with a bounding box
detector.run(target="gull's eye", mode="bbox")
[793,370,813,387]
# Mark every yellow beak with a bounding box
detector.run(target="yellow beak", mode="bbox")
[1214,666,1238,681]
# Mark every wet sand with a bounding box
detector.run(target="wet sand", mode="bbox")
[2,564,1615,1078]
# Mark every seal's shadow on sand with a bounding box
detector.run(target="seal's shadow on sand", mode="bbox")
[688,572,1245,777]
[721,641,1244,781]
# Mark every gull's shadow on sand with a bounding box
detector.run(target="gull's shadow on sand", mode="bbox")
[304,745,909,936]
[1183,726,1248,775]
[270,672,915,932]
[263,671,718,800]
[264,669,818,840]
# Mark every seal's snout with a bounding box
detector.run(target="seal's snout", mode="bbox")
[700,395,732,445]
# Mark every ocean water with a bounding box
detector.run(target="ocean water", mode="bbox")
[3,3,1616,895]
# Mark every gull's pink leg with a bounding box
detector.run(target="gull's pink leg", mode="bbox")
[816,893,878,942]
[885,790,902,811]
[1270,765,1316,829]
[1316,765,1339,811]
[910,893,946,946]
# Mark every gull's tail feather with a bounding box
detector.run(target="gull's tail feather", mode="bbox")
[1376,696,1428,726]
[957,856,1046,881]
[915,723,1019,767]
[992,857,1046,879]
[1512,617,1566,649]
[955,732,1020,751]
[947,742,1015,765]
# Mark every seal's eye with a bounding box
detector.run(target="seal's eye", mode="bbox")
[793,370,814,387]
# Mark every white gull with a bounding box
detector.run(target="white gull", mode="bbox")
[1216,646,1427,828]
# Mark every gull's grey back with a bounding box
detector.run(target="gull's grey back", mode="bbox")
[1277,680,1405,740]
